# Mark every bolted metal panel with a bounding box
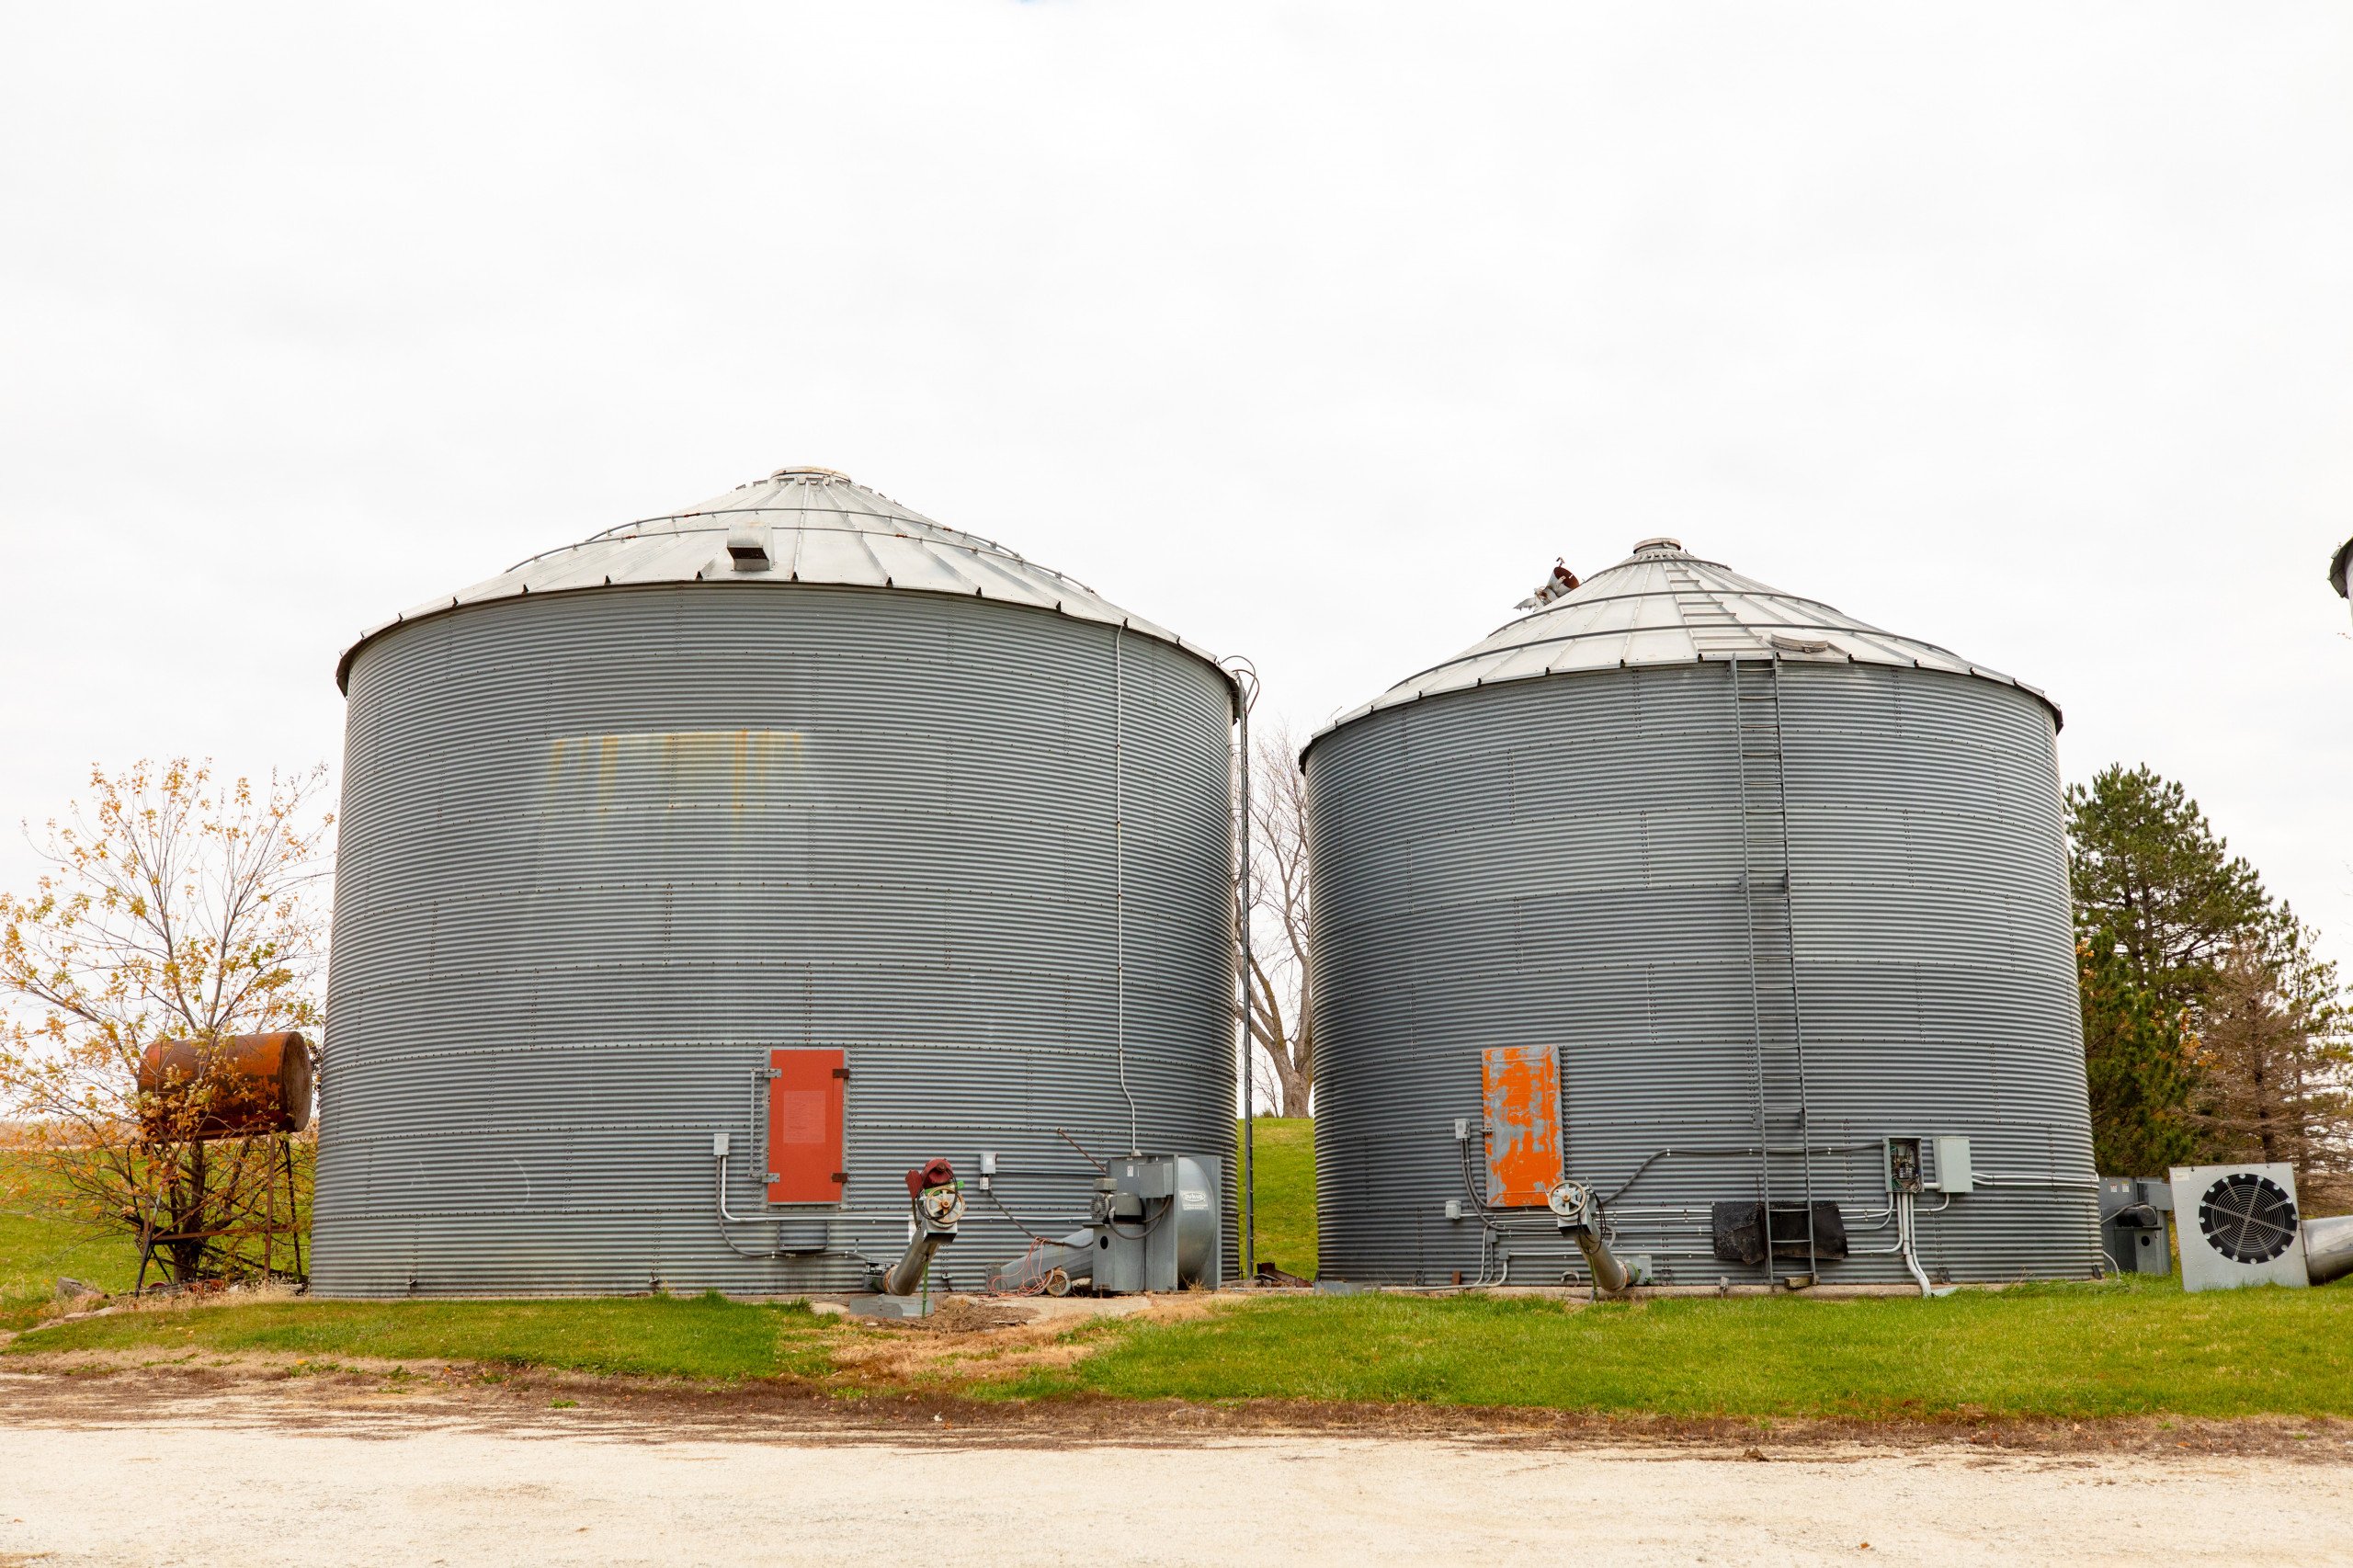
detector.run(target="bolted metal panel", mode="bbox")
[336,468,1219,692]
[318,578,1235,1297]
[1313,537,2060,738]
[1305,649,2098,1287]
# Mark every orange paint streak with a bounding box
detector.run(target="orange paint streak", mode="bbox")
[1481,1044,1563,1206]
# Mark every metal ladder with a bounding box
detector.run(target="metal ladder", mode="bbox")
[1726,655,1818,1280]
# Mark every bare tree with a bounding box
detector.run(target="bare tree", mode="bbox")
[2196,914,2353,1208]
[1239,722,1313,1118]
[0,760,332,1284]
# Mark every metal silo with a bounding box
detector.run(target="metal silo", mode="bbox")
[1304,539,2098,1289]
[317,467,1236,1297]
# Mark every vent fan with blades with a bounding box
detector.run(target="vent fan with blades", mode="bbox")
[2197,1172,2299,1264]
[2168,1163,2311,1291]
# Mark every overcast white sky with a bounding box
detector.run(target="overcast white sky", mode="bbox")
[3,4,2349,971]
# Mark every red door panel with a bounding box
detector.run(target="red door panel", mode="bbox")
[766,1048,847,1204]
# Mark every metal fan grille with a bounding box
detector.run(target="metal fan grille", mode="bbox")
[2199,1174,2299,1264]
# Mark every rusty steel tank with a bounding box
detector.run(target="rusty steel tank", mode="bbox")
[136,1032,315,1141]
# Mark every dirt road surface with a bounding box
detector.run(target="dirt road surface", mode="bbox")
[2,1375,2347,1565]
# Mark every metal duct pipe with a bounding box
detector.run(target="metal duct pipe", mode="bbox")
[883,1228,951,1297]
[1547,1180,1631,1294]
[881,1162,964,1297]
[986,1230,1097,1295]
[2307,1214,2353,1287]
[1569,1225,1630,1294]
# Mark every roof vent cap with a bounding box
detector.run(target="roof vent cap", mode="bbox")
[1631,537,1686,557]
[769,465,850,483]
[726,522,771,573]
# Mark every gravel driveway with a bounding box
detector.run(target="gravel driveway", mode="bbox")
[1,1373,2346,1565]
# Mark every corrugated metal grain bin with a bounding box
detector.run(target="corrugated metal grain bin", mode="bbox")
[1303,540,2099,1287]
[316,467,1235,1296]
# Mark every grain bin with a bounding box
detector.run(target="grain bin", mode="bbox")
[316,467,1235,1296]
[1303,539,2098,1288]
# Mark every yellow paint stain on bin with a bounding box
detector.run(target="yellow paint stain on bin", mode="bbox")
[544,730,812,815]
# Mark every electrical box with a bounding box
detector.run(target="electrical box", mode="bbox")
[1480,1044,1563,1207]
[2097,1176,2173,1277]
[765,1048,847,1204]
[1931,1136,1973,1195]
[1884,1136,1924,1195]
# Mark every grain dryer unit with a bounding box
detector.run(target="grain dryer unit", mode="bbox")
[2168,1164,2353,1292]
[1303,539,2100,1289]
[316,467,1237,1297]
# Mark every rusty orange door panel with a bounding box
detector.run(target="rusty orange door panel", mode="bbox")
[1481,1043,1563,1206]
[766,1048,847,1204]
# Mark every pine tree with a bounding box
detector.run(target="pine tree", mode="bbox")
[2067,765,2268,1176]
[2076,937,2200,1176]
[2066,766,2351,1196]
[2066,765,2269,1015]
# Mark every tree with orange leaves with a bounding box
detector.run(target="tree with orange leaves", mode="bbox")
[0,760,332,1287]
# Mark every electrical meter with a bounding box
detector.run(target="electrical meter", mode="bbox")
[1884,1137,1924,1195]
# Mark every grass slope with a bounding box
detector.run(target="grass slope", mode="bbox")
[1236,1117,1315,1279]
[12,1293,836,1380]
[1024,1277,2353,1419]
[1,1155,141,1333]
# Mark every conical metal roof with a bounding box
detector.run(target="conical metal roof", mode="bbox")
[337,466,1222,691]
[1312,537,2059,744]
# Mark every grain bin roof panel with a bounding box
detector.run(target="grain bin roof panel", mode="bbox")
[337,467,1223,691]
[1313,538,2058,740]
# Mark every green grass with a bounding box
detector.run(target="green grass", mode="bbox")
[1,1155,142,1333]
[9,1292,839,1381]
[1236,1117,1315,1279]
[1014,1275,2353,1418]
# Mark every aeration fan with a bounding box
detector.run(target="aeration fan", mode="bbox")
[2167,1164,2321,1292]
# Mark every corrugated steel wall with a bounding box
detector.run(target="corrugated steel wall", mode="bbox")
[1304,658,2098,1286]
[317,583,1235,1296]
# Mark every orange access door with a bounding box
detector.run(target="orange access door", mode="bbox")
[766,1049,847,1204]
[1481,1043,1563,1206]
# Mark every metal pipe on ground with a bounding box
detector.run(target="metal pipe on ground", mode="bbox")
[987,1230,1097,1295]
[2307,1214,2353,1287]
